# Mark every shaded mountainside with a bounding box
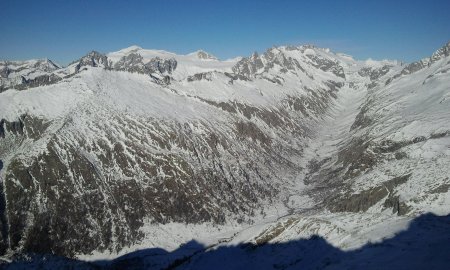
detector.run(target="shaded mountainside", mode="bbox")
[0,41,449,267]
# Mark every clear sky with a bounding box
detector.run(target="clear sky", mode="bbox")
[1,0,450,65]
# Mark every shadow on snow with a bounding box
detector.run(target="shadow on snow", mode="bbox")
[2,213,450,269]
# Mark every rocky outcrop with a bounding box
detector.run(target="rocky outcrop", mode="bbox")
[0,66,11,78]
[146,57,177,74]
[112,53,177,84]
[0,118,24,138]
[328,174,411,214]
[0,59,60,90]
[232,52,264,77]
[14,74,61,90]
[113,53,177,75]
[386,42,450,85]
[358,65,392,81]
[233,48,300,78]
[232,46,345,80]
[187,72,212,82]
[73,51,110,73]
[305,53,345,78]
[430,41,450,63]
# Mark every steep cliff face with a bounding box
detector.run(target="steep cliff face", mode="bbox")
[0,42,449,263]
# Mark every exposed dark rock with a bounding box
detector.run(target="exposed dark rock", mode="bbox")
[0,67,11,78]
[113,52,144,72]
[328,174,411,214]
[375,140,410,153]
[394,152,408,160]
[0,118,24,138]
[305,54,345,78]
[384,174,411,192]
[430,41,450,63]
[375,136,429,154]
[187,72,212,82]
[0,121,4,139]
[231,46,345,79]
[430,183,450,194]
[307,158,332,175]
[262,75,284,85]
[21,115,51,140]
[235,121,271,145]
[324,80,344,92]
[73,51,110,73]
[0,59,61,90]
[145,57,177,74]
[224,72,250,83]
[14,74,62,90]
[383,195,411,215]
[113,53,177,80]
[358,65,391,81]
[4,143,135,256]
[329,186,388,213]
[232,52,264,77]
[337,138,377,179]
[262,48,299,73]
[197,98,237,114]
[283,86,336,118]
[386,61,427,86]
[385,42,450,86]
[351,104,373,130]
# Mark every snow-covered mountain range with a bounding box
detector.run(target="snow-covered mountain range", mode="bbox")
[0,41,449,269]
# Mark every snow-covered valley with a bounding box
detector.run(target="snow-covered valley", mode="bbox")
[1,42,449,269]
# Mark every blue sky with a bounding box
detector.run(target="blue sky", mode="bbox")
[1,0,449,65]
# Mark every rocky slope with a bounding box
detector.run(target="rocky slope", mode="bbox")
[0,59,60,92]
[0,42,449,268]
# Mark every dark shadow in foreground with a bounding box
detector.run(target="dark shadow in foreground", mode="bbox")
[2,213,450,270]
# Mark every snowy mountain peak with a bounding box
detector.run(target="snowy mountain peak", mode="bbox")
[189,50,218,60]
[0,43,407,91]
[231,44,356,80]
[118,45,143,53]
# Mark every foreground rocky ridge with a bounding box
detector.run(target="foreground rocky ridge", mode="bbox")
[0,42,449,264]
